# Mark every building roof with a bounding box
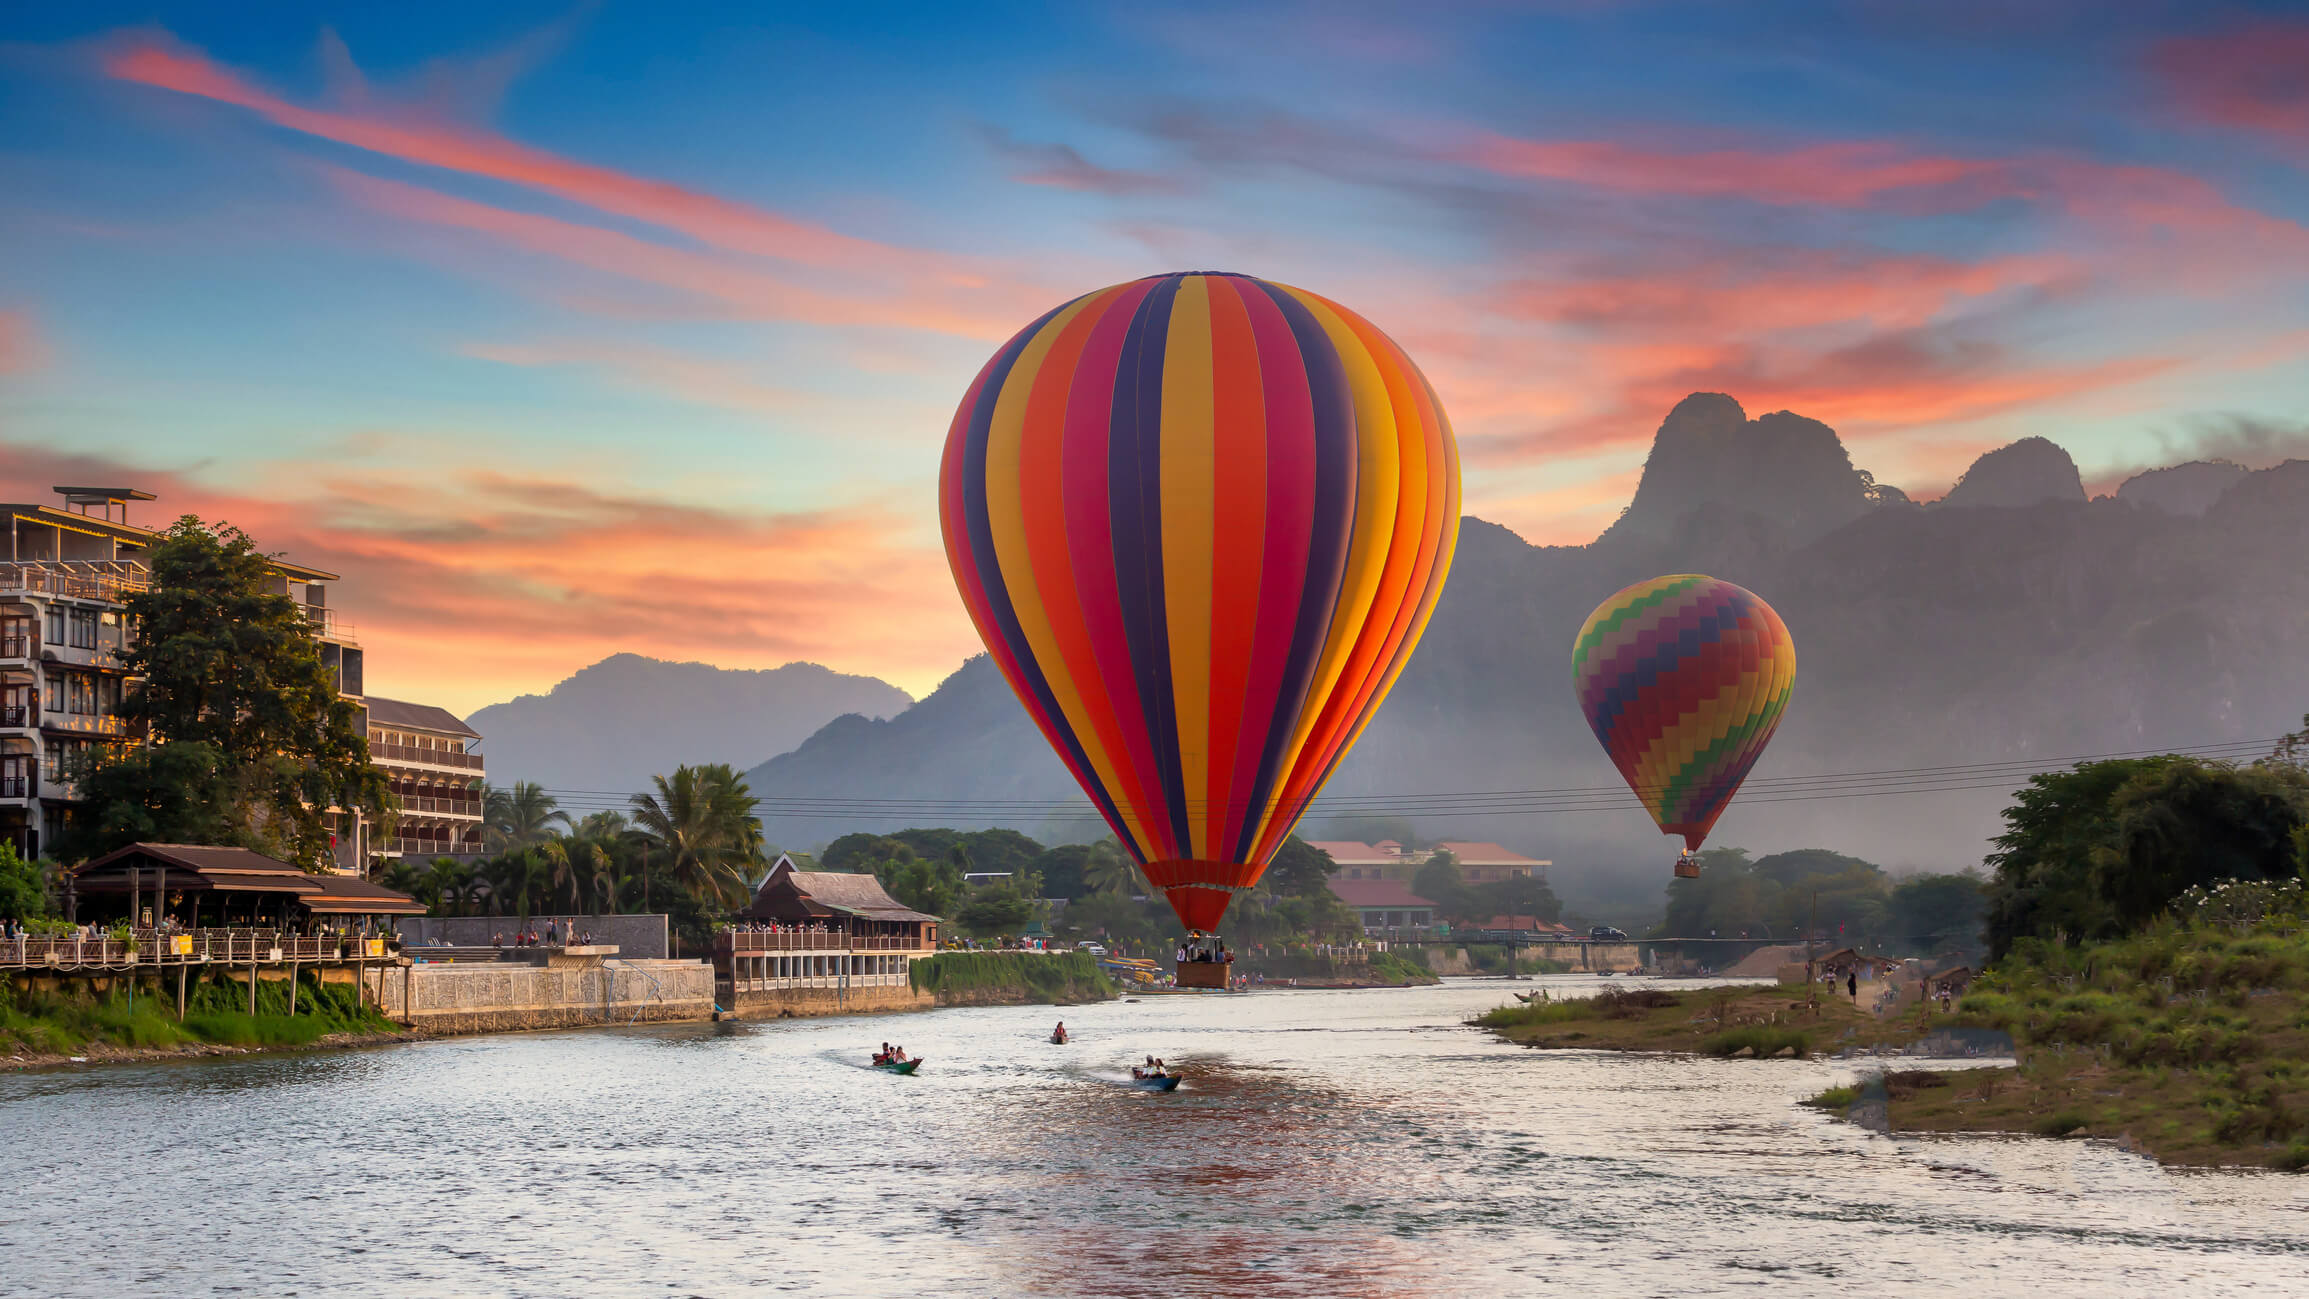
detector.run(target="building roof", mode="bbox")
[1326,878,1437,909]
[1434,841,1551,868]
[364,696,481,738]
[746,855,940,923]
[70,843,425,915]
[1,503,342,581]
[1301,840,1394,866]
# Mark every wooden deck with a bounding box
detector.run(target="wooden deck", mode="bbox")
[0,929,391,971]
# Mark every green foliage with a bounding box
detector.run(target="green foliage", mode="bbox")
[1366,950,1438,984]
[953,885,1038,937]
[905,950,1114,1002]
[882,853,964,918]
[1472,873,1563,924]
[627,764,762,915]
[1412,850,1480,924]
[1985,756,2309,957]
[484,782,569,851]
[1887,872,1987,954]
[0,843,55,921]
[1653,846,1959,953]
[92,516,388,867]
[64,741,255,860]
[1805,1084,1862,1110]
[1263,836,1338,899]
[0,968,390,1056]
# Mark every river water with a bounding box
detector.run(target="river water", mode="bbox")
[2,976,2303,1297]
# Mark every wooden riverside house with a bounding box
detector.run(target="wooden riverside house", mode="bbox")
[713,856,939,1004]
[6,842,427,1021]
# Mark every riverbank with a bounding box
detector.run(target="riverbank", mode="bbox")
[2,968,406,1072]
[1809,921,2309,1171]
[909,950,1117,1004]
[1474,982,1928,1056]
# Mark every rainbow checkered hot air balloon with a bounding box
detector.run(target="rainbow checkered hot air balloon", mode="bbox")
[940,272,1459,933]
[1571,575,1795,865]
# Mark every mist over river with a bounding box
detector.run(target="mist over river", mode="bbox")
[2,978,2303,1297]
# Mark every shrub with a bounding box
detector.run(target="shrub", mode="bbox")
[1702,1026,1809,1058]
[2032,1111,2090,1137]
[1804,1084,1860,1110]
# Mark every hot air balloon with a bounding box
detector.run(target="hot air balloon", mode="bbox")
[1571,575,1795,878]
[941,272,1459,949]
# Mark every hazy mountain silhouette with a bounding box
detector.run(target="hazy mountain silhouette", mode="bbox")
[745,395,2309,918]
[470,654,911,796]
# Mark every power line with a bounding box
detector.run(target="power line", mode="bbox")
[503,734,2291,822]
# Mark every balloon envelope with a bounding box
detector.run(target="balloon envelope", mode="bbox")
[1571,575,1795,852]
[941,272,1459,930]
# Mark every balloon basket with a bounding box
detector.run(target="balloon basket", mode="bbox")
[1673,858,1702,879]
[1174,963,1230,989]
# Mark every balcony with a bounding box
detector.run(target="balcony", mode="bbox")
[0,636,26,659]
[371,741,483,771]
[40,713,132,738]
[0,705,28,728]
[382,836,485,859]
[0,776,25,800]
[302,605,357,643]
[0,561,149,603]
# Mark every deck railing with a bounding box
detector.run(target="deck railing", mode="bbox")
[0,928,393,969]
[370,742,484,770]
[717,930,925,953]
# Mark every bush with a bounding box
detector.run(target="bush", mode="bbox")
[1805,1084,1861,1110]
[2032,1111,2090,1138]
[907,951,1114,1002]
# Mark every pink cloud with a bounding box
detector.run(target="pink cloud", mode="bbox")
[2152,21,2309,149]
[0,441,975,712]
[1459,132,2015,209]
[102,33,980,284]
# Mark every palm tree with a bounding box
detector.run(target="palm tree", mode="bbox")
[380,859,434,910]
[484,781,569,852]
[427,857,479,917]
[628,766,746,909]
[575,809,629,840]
[1084,839,1139,896]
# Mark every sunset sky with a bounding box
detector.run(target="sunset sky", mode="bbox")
[2,2,2305,715]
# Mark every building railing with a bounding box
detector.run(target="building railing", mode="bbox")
[716,930,928,953]
[370,742,483,770]
[0,636,26,659]
[0,705,28,727]
[383,838,485,858]
[396,796,484,817]
[40,713,132,738]
[301,606,357,643]
[0,561,151,603]
[0,927,394,970]
[0,776,26,799]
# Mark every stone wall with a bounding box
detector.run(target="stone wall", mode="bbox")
[1417,942,1644,973]
[370,959,712,1034]
[398,914,669,959]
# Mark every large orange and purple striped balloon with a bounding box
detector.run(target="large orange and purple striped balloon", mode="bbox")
[1571,575,1796,853]
[940,272,1460,931]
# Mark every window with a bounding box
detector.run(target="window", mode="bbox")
[68,609,98,649]
[43,675,62,713]
[68,675,95,715]
[45,607,63,646]
[97,676,121,716]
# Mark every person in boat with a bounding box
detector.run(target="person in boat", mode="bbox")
[1053,1021,1068,1042]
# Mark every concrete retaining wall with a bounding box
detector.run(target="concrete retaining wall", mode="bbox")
[398,914,670,959]
[371,959,712,1033]
[723,983,934,1018]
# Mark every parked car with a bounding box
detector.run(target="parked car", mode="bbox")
[1077,943,1107,956]
[1589,925,1628,941]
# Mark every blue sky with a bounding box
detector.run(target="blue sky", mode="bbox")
[2,1,2304,711]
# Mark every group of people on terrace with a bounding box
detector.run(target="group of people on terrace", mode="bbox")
[492,921,593,948]
[731,920,836,934]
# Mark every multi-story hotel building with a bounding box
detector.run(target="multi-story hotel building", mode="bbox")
[365,697,486,862]
[1,486,474,875]
[1304,839,1552,884]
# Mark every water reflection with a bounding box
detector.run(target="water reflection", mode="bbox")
[2,977,2303,1298]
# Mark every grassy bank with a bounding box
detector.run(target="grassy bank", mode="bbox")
[908,951,1116,1005]
[1460,945,1574,976]
[3,969,400,1066]
[1474,984,1922,1056]
[1813,921,2309,1170]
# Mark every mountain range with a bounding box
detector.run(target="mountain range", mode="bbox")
[741,392,2309,917]
[467,654,911,796]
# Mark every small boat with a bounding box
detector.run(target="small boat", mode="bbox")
[1129,1073,1181,1091]
[874,1058,922,1075]
[1049,1033,1070,1045]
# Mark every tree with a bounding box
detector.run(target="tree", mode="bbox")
[112,517,387,868]
[1081,839,1139,896]
[1412,849,1482,924]
[1984,755,2309,957]
[954,887,1037,937]
[426,857,479,917]
[1026,843,1093,899]
[1264,836,1337,898]
[63,742,250,858]
[1887,872,1985,954]
[884,853,964,918]
[486,782,568,852]
[0,843,53,921]
[627,766,752,911]
[1475,873,1561,924]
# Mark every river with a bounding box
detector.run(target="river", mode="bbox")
[2,976,2303,1297]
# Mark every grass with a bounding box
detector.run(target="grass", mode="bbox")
[908,951,1116,1003]
[1476,984,1906,1055]
[1854,917,2309,1170]
[1805,1084,1862,1110]
[2,969,394,1060]
[1367,951,1442,985]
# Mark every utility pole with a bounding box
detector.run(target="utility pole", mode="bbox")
[1805,889,1819,1012]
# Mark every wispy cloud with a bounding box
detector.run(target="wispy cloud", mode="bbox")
[0,439,973,712]
[975,125,1185,197]
[0,310,43,374]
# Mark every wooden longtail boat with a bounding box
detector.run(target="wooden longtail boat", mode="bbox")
[1130,1074,1181,1092]
[874,1058,922,1075]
